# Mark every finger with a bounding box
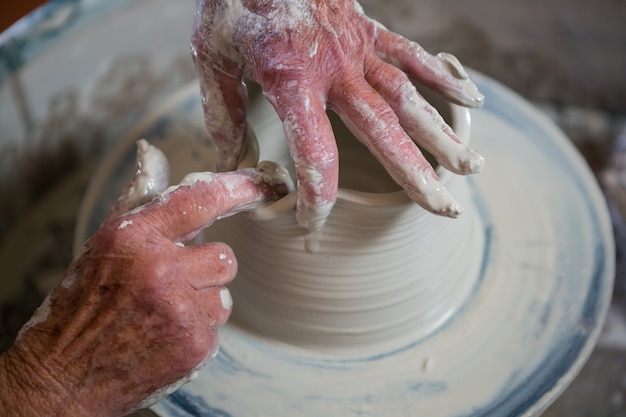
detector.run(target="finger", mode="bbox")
[192,25,249,171]
[366,59,484,175]
[202,328,220,362]
[195,286,233,328]
[370,23,484,109]
[329,76,463,218]
[106,140,170,222]
[180,242,238,289]
[129,167,291,243]
[265,85,339,236]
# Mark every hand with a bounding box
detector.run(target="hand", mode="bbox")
[191,0,485,235]
[0,142,291,417]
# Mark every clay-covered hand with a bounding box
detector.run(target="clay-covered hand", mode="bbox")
[0,142,291,417]
[192,0,485,235]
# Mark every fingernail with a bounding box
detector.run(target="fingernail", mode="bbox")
[437,52,468,79]
[444,148,485,175]
[461,80,485,108]
[443,79,484,109]
[438,201,464,218]
[437,52,484,108]
[412,177,464,219]
[465,148,485,174]
[427,186,463,218]
[220,287,233,310]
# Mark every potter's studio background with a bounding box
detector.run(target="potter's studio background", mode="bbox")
[1,0,626,416]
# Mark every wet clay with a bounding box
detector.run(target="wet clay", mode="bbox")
[200,88,480,354]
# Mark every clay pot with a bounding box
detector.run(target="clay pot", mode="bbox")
[218,84,484,354]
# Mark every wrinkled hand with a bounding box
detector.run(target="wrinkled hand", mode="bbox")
[0,142,290,417]
[192,0,485,235]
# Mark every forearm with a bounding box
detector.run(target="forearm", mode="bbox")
[0,351,28,416]
[0,348,73,417]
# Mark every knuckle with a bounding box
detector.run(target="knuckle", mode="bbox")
[179,330,216,368]
[144,257,175,289]
[165,299,195,323]
[362,107,399,141]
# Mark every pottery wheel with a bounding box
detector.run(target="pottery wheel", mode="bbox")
[76,72,614,417]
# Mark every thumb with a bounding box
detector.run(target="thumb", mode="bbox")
[106,139,170,222]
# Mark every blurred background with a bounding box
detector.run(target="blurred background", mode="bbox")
[1,2,45,32]
[1,1,625,415]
